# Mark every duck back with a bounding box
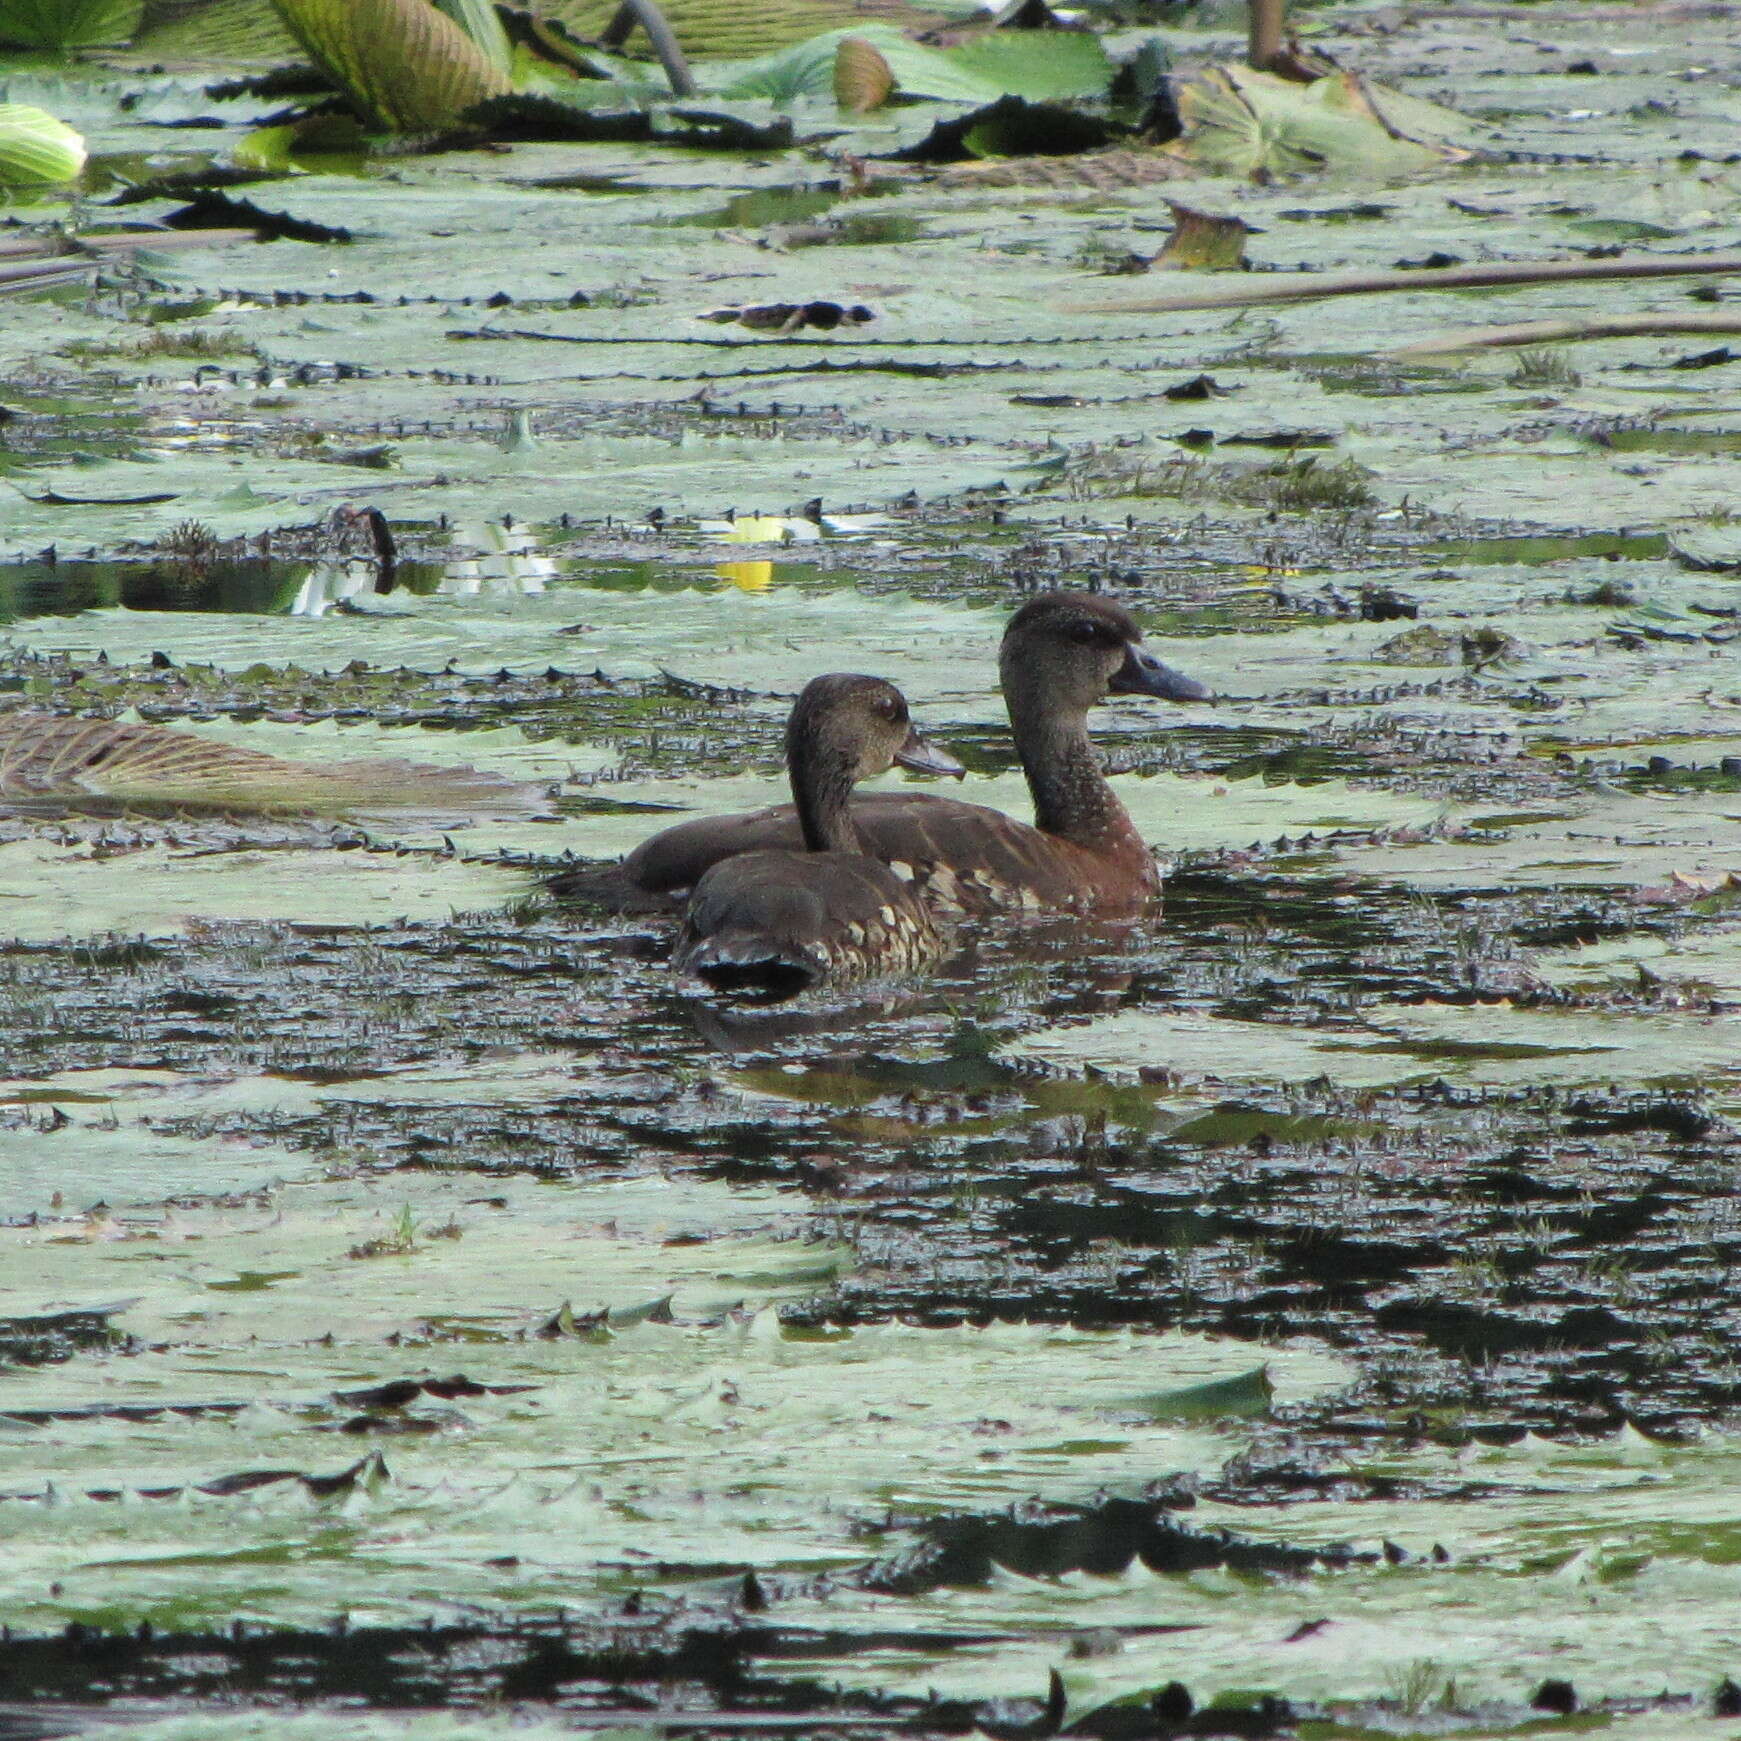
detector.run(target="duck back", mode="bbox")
[674,846,944,995]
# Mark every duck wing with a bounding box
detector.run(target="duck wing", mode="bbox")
[547,791,1146,916]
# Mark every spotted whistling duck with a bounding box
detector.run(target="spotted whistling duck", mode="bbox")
[559,592,1209,919]
[672,673,962,996]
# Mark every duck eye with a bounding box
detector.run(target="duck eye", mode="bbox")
[1070,621,1106,644]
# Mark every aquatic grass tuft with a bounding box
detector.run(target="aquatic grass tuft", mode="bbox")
[1383,1658,1446,1716]
[1232,455,1376,512]
[65,328,262,360]
[1507,347,1581,388]
[349,1202,420,1259]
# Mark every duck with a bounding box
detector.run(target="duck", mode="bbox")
[673,673,963,997]
[550,591,1209,918]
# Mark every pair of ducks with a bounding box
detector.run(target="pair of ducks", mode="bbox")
[553,593,1210,997]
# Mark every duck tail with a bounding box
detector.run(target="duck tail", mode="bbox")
[677,931,823,999]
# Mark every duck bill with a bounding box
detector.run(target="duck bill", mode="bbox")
[1110,642,1212,703]
[895,728,966,779]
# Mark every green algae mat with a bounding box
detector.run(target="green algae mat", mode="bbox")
[5,0,1741,1733]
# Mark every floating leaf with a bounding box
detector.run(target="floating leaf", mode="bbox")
[0,103,87,186]
[937,27,1111,102]
[718,23,1107,108]
[0,0,137,48]
[1670,526,1741,573]
[269,0,512,133]
[1170,63,1472,179]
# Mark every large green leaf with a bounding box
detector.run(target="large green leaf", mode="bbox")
[0,101,86,184]
[940,28,1110,102]
[0,0,138,47]
[269,0,511,132]
[430,0,511,76]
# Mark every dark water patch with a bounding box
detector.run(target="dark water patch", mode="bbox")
[78,151,238,196]
[668,185,844,228]
[522,170,645,192]
[1300,358,1491,398]
[0,1303,132,1365]
[1617,762,1741,796]
[0,396,151,468]
[861,1493,1359,1596]
[0,555,305,622]
[1594,428,1741,456]
[0,1613,909,1730]
[2,839,1738,1454]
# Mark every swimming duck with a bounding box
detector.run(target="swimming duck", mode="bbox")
[563,592,1208,919]
[673,673,962,997]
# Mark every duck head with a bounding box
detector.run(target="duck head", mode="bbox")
[787,673,964,790]
[999,592,1210,717]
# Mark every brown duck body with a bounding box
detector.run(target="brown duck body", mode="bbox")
[564,594,1210,920]
[634,789,1156,918]
[671,674,954,997]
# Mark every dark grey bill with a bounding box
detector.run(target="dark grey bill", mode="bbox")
[1110,641,1213,703]
[895,729,967,779]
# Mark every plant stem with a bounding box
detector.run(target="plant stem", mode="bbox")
[1077,251,1741,315]
[600,0,698,96]
[1391,312,1741,355]
[1248,0,1285,70]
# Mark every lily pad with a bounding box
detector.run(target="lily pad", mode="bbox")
[1170,65,1477,179]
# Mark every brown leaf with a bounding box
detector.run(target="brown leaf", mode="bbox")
[1152,201,1252,270]
[834,34,895,112]
[0,714,539,820]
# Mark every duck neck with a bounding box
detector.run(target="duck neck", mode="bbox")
[791,744,861,855]
[1008,691,1136,850]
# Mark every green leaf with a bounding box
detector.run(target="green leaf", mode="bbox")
[0,0,137,48]
[430,0,512,76]
[0,102,86,185]
[715,24,1095,107]
[269,0,512,133]
[1133,1365,1275,1421]
[940,29,1111,102]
